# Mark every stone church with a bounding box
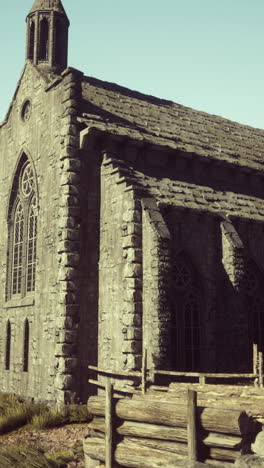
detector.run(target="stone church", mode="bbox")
[1,0,264,403]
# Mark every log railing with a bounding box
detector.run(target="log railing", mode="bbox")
[88,344,263,395]
[85,346,264,468]
[84,381,264,468]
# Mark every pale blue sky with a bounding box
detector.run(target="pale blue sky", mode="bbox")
[1,0,264,128]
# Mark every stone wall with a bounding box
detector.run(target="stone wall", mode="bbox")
[0,64,80,403]
[98,155,143,378]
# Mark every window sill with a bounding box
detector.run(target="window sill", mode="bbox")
[4,296,35,309]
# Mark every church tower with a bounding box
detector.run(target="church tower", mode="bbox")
[26,0,69,73]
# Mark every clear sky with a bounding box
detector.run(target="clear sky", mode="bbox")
[1,0,264,128]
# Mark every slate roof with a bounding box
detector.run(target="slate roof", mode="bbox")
[111,159,264,222]
[81,76,264,172]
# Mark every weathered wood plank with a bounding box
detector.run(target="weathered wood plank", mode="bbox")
[105,381,113,468]
[187,389,197,460]
[89,416,241,449]
[88,396,244,434]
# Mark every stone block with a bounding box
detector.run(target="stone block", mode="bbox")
[58,358,78,373]
[58,330,78,344]
[60,172,80,186]
[122,235,141,249]
[61,252,80,267]
[55,374,75,390]
[58,267,78,281]
[124,262,142,278]
[55,343,77,357]
[126,248,142,263]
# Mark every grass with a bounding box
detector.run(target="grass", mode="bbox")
[0,392,91,433]
[0,393,88,467]
[0,446,75,468]
[31,404,91,429]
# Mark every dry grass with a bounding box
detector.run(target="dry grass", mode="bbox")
[0,445,75,468]
[0,393,88,466]
[0,392,90,433]
[31,404,90,429]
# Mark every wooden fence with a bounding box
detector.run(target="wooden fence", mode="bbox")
[84,347,264,468]
[88,344,263,395]
[84,381,264,468]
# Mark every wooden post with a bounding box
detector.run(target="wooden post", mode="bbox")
[187,389,197,461]
[199,374,206,385]
[142,348,147,394]
[105,380,114,468]
[259,351,263,388]
[253,343,258,375]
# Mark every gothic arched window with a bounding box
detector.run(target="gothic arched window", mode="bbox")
[29,21,35,61]
[5,321,11,371]
[7,158,38,300]
[171,254,202,372]
[23,319,29,372]
[39,18,49,60]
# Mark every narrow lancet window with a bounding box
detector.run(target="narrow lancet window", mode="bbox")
[23,319,29,372]
[27,195,37,292]
[171,254,202,372]
[5,321,11,370]
[39,18,49,60]
[29,22,35,60]
[12,201,24,295]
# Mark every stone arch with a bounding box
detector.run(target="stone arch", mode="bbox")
[6,152,38,299]
[170,251,203,371]
[7,150,38,221]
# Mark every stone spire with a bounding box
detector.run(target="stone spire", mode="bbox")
[29,0,68,18]
[26,0,69,73]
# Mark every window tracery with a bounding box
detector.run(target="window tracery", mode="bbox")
[171,255,202,372]
[7,159,38,299]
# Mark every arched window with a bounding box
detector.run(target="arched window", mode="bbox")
[171,254,202,371]
[29,21,35,60]
[7,158,38,300]
[23,319,29,372]
[39,18,49,60]
[5,321,11,371]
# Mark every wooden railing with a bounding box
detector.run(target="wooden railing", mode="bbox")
[88,345,263,394]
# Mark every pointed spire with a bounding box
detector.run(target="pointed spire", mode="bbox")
[29,0,69,21]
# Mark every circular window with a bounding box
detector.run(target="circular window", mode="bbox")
[21,100,31,122]
[21,164,34,197]
[172,258,192,289]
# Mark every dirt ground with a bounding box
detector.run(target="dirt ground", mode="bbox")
[0,424,90,467]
